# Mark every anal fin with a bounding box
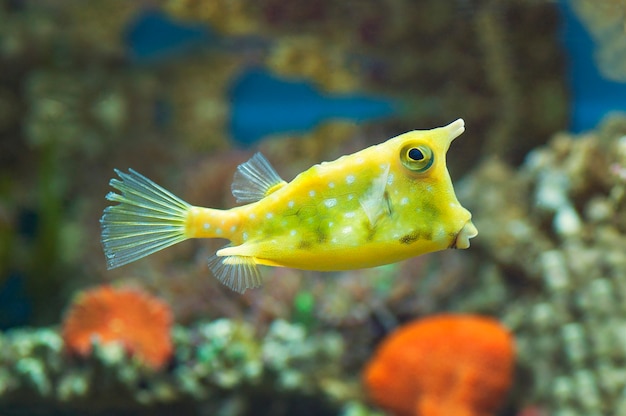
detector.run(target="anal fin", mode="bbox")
[208,249,262,293]
[231,153,286,203]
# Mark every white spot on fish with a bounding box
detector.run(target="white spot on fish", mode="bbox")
[331,237,338,243]
[230,225,237,232]
[328,182,335,188]
[309,190,316,197]
[216,228,223,235]
[328,221,334,227]
[324,198,337,208]
[401,197,409,205]
[249,213,256,220]
[203,223,211,230]
[243,232,248,241]
[449,202,458,208]
[266,212,274,219]
[288,200,295,208]
[356,157,364,164]
[387,173,394,185]
[220,219,225,226]
[290,229,297,236]
[344,212,356,218]
[346,175,355,185]
[348,194,355,201]
[426,185,433,193]
[342,226,353,234]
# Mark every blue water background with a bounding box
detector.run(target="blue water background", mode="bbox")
[125,10,397,145]
[126,6,626,138]
[559,1,626,132]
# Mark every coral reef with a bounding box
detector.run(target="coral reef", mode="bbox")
[162,55,239,152]
[0,319,364,415]
[363,314,515,416]
[61,286,173,369]
[458,113,626,413]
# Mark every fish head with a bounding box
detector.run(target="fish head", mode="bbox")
[385,118,477,250]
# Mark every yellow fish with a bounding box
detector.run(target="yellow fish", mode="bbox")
[101,119,477,293]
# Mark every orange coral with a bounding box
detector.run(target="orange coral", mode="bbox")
[363,314,515,416]
[62,285,174,369]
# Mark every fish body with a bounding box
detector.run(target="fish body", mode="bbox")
[101,119,477,293]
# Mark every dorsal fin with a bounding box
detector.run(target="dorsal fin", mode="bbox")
[231,153,286,203]
[359,164,391,227]
[208,248,262,293]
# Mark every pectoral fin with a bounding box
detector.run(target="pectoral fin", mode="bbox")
[359,164,391,227]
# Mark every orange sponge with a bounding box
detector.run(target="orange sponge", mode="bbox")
[62,285,173,369]
[363,314,515,416]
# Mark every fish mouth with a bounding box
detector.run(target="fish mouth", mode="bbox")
[451,220,478,249]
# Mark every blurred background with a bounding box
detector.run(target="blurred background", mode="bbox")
[1,0,626,415]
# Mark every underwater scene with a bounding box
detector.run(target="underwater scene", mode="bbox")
[1,0,626,415]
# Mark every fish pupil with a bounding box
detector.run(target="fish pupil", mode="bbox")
[408,148,424,161]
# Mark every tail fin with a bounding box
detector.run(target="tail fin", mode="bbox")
[100,169,191,269]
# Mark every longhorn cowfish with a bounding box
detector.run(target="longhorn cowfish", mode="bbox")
[101,119,477,293]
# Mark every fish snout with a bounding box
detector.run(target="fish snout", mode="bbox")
[453,220,478,249]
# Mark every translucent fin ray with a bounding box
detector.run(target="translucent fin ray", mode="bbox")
[359,164,391,226]
[208,249,262,293]
[231,153,286,203]
[101,169,191,269]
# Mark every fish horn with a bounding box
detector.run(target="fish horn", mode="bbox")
[441,118,465,147]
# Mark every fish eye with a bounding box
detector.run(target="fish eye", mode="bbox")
[400,145,433,172]
[408,148,424,160]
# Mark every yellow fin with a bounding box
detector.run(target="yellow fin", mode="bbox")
[359,164,391,227]
[231,153,286,203]
[208,248,262,293]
